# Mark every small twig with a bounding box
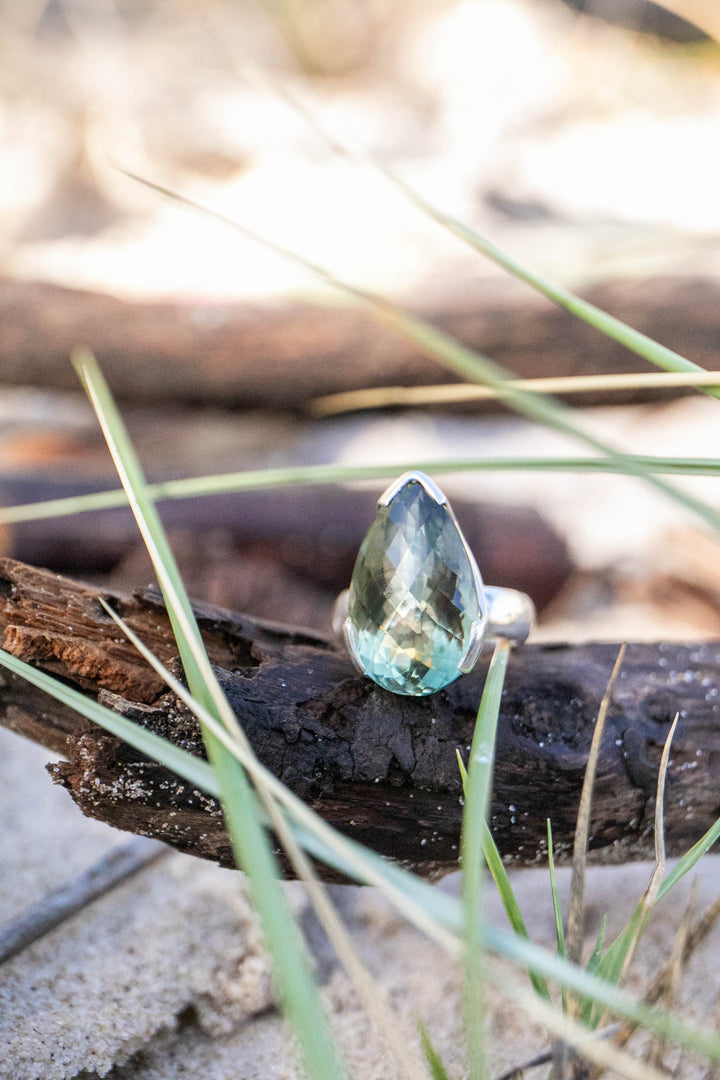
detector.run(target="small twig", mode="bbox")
[0,837,168,965]
[494,1027,623,1080]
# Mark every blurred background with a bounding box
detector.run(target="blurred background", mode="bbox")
[2,0,720,641]
[4,6,720,1079]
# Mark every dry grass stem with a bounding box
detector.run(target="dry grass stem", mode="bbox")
[554,646,626,1080]
[644,882,696,1072]
[606,885,720,1070]
[310,372,720,416]
[588,715,681,1077]
[513,987,670,1080]
[567,646,628,969]
[644,714,680,909]
[653,0,720,41]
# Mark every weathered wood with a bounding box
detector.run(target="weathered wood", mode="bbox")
[1,556,719,878]
[2,275,720,410]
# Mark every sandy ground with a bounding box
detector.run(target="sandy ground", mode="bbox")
[4,719,720,1080]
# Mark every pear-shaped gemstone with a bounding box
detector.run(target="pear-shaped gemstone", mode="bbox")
[347,476,483,695]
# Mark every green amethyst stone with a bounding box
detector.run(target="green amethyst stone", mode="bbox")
[347,477,483,696]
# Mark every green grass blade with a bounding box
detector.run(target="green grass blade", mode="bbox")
[0,645,219,795]
[383,172,720,397]
[657,815,720,900]
[461,639,510,1079]
[547,820,566,957]
[74,351,347,1080]
[209,743,347,1080]
[580,917,608,1025]
[4,454,720,527]
[383,310,720,535]
[482,821,552,1002]
[589,904,647,1031]
[418,1022,453,1080]
[117,172,720,535]
[458,750,554,1006]
[241,82,719,400]
[586,916,607,979]
[547,819,567,1015]
[5,636,720,1064]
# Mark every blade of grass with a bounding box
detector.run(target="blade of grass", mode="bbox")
[211,69,720,402]
[580,918,608,1026]
[547,819,567,977]
[116,170,720,535]
[481,820,552,1002]
[311,370,720,416]
[94,600,720,1070]
[461,639,511,1080]
[74,351,347,1080]
[645,714,679,906]
[5,454,720,527]
[547,816,570,1080]
[378,171,720,400]
[5,639,720,1065]
[382,312,720,535]
[566,646,627,1006]
[658,815,720,900]
[0,645,219,795]
[418,1022,453,1080]
[247,754,430,1080]
[512,987,669,1080]
[585,917,608,983]
[457,743,552,1003]
[590,714,680,1034]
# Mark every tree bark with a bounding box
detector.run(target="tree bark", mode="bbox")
[2,275,720,410]
[1,556,719,878]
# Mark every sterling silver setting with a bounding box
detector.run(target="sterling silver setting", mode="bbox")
[334,471,535,695]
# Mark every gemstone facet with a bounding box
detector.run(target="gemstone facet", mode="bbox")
[346,473,485,696]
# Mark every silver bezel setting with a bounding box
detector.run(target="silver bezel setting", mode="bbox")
[377,470,449,508]
[350,471,489,682]
[342,616,366,676]
[336,471,535,692]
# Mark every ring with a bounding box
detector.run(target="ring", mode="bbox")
[333,471,535,697]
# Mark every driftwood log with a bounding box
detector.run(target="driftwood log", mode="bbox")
[1,556,720,878]
[2,276,720,410]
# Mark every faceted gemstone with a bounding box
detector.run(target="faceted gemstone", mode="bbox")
[347,478,483,696]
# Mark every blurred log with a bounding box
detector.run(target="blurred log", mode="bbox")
[2,275,720,410]
[0,474,573,617]
[2,557,720,879]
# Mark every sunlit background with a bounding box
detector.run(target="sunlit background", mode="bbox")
[4,3,720,1078]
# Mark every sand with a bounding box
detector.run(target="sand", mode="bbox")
[4,725,720,1080]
